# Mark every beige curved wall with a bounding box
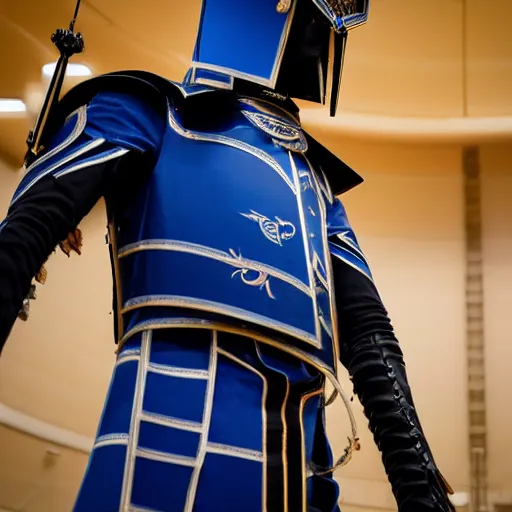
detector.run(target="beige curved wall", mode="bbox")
[326,142,469,509]
[481,145,512,502]
[0,141,480,511]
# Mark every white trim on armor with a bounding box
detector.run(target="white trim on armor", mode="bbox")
[206,442,263,463]
[122,295,320,348]
[289,152,323,348]
[120,330,151,511]
[183,331,219,512]
[167,100,296,194]
[12,138,105,205]
[136,446,196,467]
[118,238,311,297]
[54,147,129,179]
[140,411,203,433]
[94,433,130,450]
[116,354,140,366]
[147,362,209,380]
[23,105,87,176]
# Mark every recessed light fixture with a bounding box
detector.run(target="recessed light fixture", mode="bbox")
[0,99,27,113]
[42,62,92,78]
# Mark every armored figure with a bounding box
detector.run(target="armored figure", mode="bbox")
[0,1,456,511]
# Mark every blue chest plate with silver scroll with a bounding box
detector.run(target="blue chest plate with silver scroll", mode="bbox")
[113,89,340,373]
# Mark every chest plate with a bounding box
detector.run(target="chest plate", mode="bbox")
[113,96,339,372]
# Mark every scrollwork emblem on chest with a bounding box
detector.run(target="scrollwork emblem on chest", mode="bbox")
[229,248,276,299]
[240,210,296,246]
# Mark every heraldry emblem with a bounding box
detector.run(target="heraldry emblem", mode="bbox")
[240,210,296,246]
[230,210,297,299]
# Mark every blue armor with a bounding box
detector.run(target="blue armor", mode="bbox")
[10,78,368,511]
[0,1,457,511]
[187,0,369,115]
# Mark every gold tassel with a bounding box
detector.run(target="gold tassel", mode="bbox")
[35,265,48,285]
[59,227,83,257]
[34,228,83,285]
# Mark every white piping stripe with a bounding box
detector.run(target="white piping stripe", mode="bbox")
[206,442,263,462]
[94,433,130,450]
[23,106,87,175]
[13,138,105,205]
[135,447,196,467]
[140,412,203,433]
[118,239,310,297]
[129,506,162,512]
[183,331,218,512]
[120,331,151,511]
[119,348,141,358]
[147,362,209,380]
[116,355,140,366]
[289,153,323,348]
[122,295,319,348]
[54,148,129,179]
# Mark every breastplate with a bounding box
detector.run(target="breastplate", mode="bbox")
[110,93,340,374]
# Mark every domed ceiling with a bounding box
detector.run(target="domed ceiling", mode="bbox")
[0,0,511,167]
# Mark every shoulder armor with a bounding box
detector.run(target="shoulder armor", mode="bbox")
[53,70,362,196]
[53,71,217,129]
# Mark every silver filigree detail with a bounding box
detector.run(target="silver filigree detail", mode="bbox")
[241,111,307,152]
[229,249,276,299]
[299,171,314,192]
[240,210,296,246]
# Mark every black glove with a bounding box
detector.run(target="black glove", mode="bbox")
[346,333,455,512]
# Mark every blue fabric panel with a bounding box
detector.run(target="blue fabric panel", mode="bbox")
[303,394,322,468]
[98,360,138,437]
[73,445,126,512]
[10,91,164,207]
[123,250,316,336]
[138,421,200,458]
[121,332,143,351]
[131,457,193,511]
[327,198,373,281]
[150,329,211,370]
[143,371,207,422]
[326,198,355,237]
[85,92,164,152]
[329,241,372,281]
[208,353,263,451]
[193,453,262,512]
[196,0,291,81]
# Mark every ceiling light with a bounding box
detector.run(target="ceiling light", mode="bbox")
[0,99,26,113]
[42,62,92,78]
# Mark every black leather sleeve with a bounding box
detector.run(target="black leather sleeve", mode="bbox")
[0,150,150,354]
[331,251,455,512]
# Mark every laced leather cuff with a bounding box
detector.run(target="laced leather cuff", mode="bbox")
[347,333,455,512]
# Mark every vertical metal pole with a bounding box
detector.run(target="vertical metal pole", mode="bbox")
[463,146,489,512]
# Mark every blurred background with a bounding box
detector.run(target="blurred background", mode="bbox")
[0,0,511,511]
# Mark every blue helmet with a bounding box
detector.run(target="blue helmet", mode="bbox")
[185,0,369,116]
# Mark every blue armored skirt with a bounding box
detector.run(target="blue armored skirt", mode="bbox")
[74,328,341,512]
